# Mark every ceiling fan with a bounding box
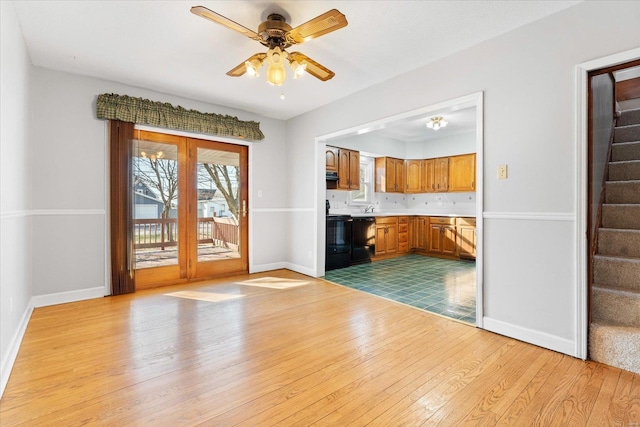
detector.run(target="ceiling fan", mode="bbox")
[190,6,348,86]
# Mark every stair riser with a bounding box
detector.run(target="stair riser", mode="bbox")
[615,124,640,143]
[593,257,640,291]
[618,109,640,127]
[612,142,640,162]
[592,289,640,328]
[589,324,640,374]
[602,205,640,229]
[605,182,640,204]
[609,161,640,181]
[598,229,640,258]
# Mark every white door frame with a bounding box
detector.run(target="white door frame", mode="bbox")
[574,47,640,359]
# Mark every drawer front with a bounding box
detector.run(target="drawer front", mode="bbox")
[376,216,398,225]
[398,233,408,243]
[430,217,455,225]
[398,242,409,252]
[399,224,408,233]
[398,216,409,224]
[456,217,476,226]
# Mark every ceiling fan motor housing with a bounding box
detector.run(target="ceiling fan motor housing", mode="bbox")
[258,14,293,49]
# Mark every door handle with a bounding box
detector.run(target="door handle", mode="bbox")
[242,200,247,217]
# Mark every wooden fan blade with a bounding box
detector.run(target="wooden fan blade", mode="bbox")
[287,9,347,44]
[288,52,335,81]
[191,6,260,41]
[226,53,266,77]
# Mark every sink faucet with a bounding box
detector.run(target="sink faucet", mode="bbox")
[364,205,374,213]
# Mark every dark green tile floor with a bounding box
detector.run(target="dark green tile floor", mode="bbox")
[324,254,476,324]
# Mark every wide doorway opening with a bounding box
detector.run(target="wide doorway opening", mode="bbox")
[317,92,484,326]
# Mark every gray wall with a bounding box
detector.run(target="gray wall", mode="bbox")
[1,1,33,393]
[286,0,640,355]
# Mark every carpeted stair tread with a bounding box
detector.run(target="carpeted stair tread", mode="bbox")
[589,323,640,374]
[615,123,640,143]
[617,107,640,127]
[598,228,640,258]
[605,180,640,203]
[602,204,640,229]
[608,160,640,181]
[593,255,640,291]
[612,141,640,162]
[592,285,640,328]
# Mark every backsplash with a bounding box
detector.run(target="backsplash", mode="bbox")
[326,190,475,215]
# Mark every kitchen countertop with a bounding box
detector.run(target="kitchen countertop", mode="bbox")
[332,212,475,218]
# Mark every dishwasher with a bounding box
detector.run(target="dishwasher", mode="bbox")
[351,217,376,265]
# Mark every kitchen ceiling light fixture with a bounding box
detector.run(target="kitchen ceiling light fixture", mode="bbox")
[426,116,448,131]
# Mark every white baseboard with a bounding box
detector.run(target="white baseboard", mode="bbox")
[249,262,289,274]
[250,262,316,278]
[30,286,105,308]
[282,262,316,278]
[0,305,33,399]
[483,317,576,357]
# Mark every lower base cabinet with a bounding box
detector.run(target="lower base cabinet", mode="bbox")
[456,217,476,259]
[374,215,475,260]
[375,217,398,256]
[429,217,457,255]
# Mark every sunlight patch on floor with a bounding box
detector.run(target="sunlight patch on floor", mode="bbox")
[164,290,245,302]
[236,277,311,289]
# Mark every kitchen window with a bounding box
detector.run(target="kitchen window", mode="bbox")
[350,156,373,204]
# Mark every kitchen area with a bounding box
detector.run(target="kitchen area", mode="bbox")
[323,104,479,324]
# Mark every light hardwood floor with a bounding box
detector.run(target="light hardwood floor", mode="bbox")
[1,269,638,426]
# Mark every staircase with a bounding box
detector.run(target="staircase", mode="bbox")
[589,98,640,374]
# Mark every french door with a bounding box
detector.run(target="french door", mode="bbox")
[131,130,248,288]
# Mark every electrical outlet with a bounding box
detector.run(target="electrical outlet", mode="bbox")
[497,164,508,180]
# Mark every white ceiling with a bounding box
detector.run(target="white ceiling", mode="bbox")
[13,1,581,121]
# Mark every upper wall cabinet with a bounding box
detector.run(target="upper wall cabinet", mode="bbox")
[448,153,476,192]
[405,160,423,193]
[375,157,405,193]
[434,157,449,192]
[337,148,360,190]
[326,146,339,173]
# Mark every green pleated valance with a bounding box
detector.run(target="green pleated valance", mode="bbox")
[96,93,264,141]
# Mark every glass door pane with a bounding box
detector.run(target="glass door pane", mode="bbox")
[195,147,241,263]
[132,140,180,269]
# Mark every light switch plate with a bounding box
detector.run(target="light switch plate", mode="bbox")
[497,164,508,180]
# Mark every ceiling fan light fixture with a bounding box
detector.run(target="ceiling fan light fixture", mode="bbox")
[426,116,448,131]
[245,58,262,77]
[266,63,286,86]
[290,59,307,78]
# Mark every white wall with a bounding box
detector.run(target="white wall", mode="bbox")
[0,1,33,396]
[286,0,640,356]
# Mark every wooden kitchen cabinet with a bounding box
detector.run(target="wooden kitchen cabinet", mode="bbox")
[434,157,449,192]
[456,217,476,259]
[398,216,409,253]
[405,160,423,193]
[375,157,405,193]
[325,146,339,173]
[375,216,398,255]
[449,153,476,192]
[423,159,436,193]
[409,216,427,250]
[428,217,456,255]
[337,148,360,190]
